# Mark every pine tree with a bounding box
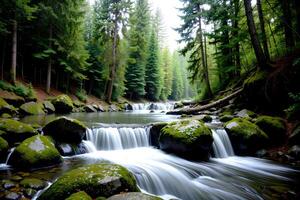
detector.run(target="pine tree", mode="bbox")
[145,28,160,101]
[160,48,173,100]
[125,0,150,100]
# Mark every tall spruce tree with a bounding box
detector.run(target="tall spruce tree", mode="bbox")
[125,0,150,100]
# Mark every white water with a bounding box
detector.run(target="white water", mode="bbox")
[126,102,175,111]
[83,126,297,200]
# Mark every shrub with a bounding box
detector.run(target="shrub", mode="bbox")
[75,89,88,102]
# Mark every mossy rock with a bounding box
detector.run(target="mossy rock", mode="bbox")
[0,97,18,115]
[0,118,37,143]
[43,101,55,114]
[83,105,98,113]
[255,116,286,146]
[199,115,212,122]
[20,102,46,115]
[107,192,162,200]
[236,109,256,119]
[289,123,300,145]
[66,191,92,200]
[1,113,12,118]
[8,135,62,169]
[51,94,73,113]
[149,122,168,148]
[0,136,9,161]
[225,118,268,155]
[0,90,25,107]
[174,102,184,109]
[159,120,213,160]
[219,115,234,122]
[37,164,140,200]
[43,117,87,144]
[20,178,47,190]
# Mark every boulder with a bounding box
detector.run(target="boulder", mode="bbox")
[199,115,212,122]
[20,102,46,115]
[8,135,62,168]
[66,191,92,200]
[159,120,213,160]
[107,192,162,200]
[174,102,184,109]
[43,101,55,114]
[84,105,98,113]
[20,178,47,190]
[255,116,286,145]
[0,136,9,161]
[0,97,17,115]
[37,164,139,200]
[43,117,87,144]
[109,104,120,112]
[289,123,300,145]
[0,90,25,107]
[236,109,256,119]
[51,95,73,113]
[225,118,268,155]
[0,118,37,143]
[149,122,168,148]
[219,115,234,122]
[55,142,88,156]
[125,103,133,111]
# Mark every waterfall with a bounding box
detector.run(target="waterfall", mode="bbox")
[126,102,175,111]
[212,129,235,158]
[86,127,150,150]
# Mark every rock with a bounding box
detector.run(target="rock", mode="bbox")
[43,101,55,114]
[224,118,268,155]
[84,105,98,113]
[107,192,163,200]
[0,119,37,143]
[20,102,46,115]
[255,149,269,158]
[51,94,73,113]
[8,135,62,169]
[125,103,133,111]
[0,90,25,107]
[1,113,12,118]
[236,109,256,119]
[97,105,105,112]
[0,97,17,115]
[10,176,23,181]
[2,180,16,189]
[66,191,92,200]
[56,142,88,156]
[219,115,234,122]
[43,117,87,144]
[24,188,37,198]
[20,178,47,190]
[255,116,286,146]
[288,145,300,160]
[0,136,9,161]
[174,102,184,109]
[149,122,168,148]
[159,120,213,160]
[289,123,300,145]
[37,164,139,200]
[108,104,119,112]
[4,192,21,200]
[199,115,212,122]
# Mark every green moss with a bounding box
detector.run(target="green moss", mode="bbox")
[107,192,163,200]
[66,191,92,200]
[225,118,267,139]
[8,135,62,168]
[0,97,9,107]
[37,164,139,200]
[43,101,55,113]
[0,136,9,153]
[0,118,37,142]
[161,120,212,145]
[0,97,17,115]
[1,113,12,118]
[20,102,46,115]
[244,70,268,86]
[20,178,47,189]
[220,115,234,122]
[51,94,74,113]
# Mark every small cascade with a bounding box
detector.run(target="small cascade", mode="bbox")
[5,147,15,164]
[212,129,235,158]
[86,127,150,150]
[126,102,175,111]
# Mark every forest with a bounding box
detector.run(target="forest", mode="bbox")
[0,0,300,200]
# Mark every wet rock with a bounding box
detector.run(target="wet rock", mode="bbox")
[51,94,73,113]
[4,192,21,200]
[24,188,37,198]
[174,102,184,109]
[199,115,212,123]
[236,109,256,119]
[224,118,268,155]
[149,122,168,148]
[219,115,234,123]
[255,116,286,146]
[56,142,88,156]
[20,178,47,190]
[288,145,300,160]
[66,191,92,200]
[37,164,139,200]
[108,104,119,112]
[43,117,87,144]
[125,103,133,111]
[0,136,9,161]
[20,102,46,115]
[2,180,16,189]
[256,149,269,158]
[1,90,25,107]
[8,135,62,169]
[43,101,55,114]
[84,105,97,113]
[0,119,37,143]
[107,192,163,200]
[150,110,155,113]
[0,98,17,116]
[159,120,213,161]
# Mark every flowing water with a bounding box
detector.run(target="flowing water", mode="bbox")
[1,110,299,200]
[126,102,175,111]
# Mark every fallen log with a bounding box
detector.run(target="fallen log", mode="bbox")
[167,88,243,115]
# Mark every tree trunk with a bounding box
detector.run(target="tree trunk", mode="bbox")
[257,0,270,61]
[281,0,295,50]
[46,25,52,94]
[106,17,119,103]
[233,0,241,76]
[198,6,212,98]
[243,0,267,69]
[11,19,17,85]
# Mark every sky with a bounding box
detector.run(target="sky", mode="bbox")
[87,0,183,51]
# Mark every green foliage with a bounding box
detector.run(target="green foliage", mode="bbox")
[0,80,36,99]
[286,92,300,119]
[75,89,88,103]
[0,80,14,92]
